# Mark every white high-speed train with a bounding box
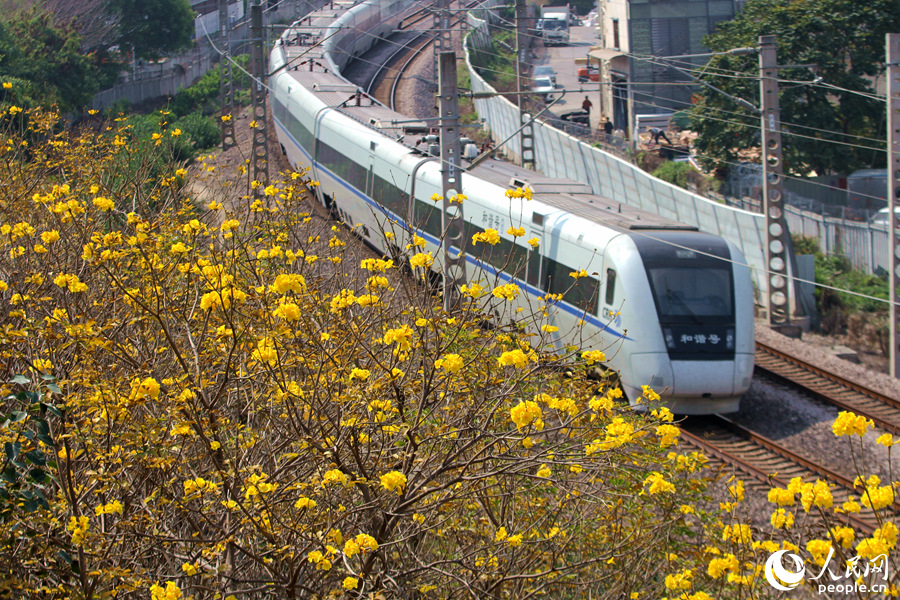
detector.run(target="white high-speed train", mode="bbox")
[269,0,755,414]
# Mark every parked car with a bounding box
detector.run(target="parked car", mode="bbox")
[532,76,556,102]
[869,206,900,225]
[577,64,600,82]
[532,65,557,86]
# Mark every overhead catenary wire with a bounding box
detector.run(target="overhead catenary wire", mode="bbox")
[202,1,896,308]
[203,0,887,210]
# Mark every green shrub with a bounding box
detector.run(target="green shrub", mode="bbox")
[170,54,251,117]
[173,112,221,151]
[652,161,692,189]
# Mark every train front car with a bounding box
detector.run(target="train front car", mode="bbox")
[606,230,754,414]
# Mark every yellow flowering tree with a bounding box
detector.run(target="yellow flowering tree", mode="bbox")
[1,106,896,599]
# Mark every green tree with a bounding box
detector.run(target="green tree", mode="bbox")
[689,0,900,177]
[106,0,195,61]
[0,9,119,111]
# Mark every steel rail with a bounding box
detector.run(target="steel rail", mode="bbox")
[755,341,900,436]
[680,416,888,535]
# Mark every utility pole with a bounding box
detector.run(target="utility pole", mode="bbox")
[887,33,900,377]
[759,35,791,327]
[219,0,236,150]
[434,0,451,88]
[250,0,270,196]
[515,0,535,169]
[438,51,467,312]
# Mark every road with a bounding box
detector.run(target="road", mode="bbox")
[532,25,604,132]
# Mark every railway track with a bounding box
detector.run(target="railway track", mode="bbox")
[755,341,900,435]
[367,0,485,109]
[366,33,432,109]
[681,415,896,535]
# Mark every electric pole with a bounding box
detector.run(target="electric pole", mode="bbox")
[887,33,900,377]
[434,0,451,87]
[515,0,535,169]
[219,0,236,150]
[438,51,467,312]
[759,35,791,327]
[250,0,270,196]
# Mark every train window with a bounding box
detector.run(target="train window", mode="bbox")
[527,248,541,287]
[465,222,528,276]
[605,268,616,305]
[542,256,599,314]
[414,199,443,237]
[647,267,733,319]
[315,140,368,193]
[372,174,407,218]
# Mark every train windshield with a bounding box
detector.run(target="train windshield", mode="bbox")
[648,266,732,320]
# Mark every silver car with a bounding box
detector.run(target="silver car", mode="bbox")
[532,65,557,86]
[532,76,556,102]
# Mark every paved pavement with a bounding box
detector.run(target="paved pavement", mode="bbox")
[531,26,604,132]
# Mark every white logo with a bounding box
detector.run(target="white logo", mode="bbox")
[763,549,889,595]
[764,550,804,591]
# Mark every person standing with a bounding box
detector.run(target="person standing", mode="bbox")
[602,116,613,136]
[582,96,593,116]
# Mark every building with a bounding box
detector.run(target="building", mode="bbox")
[592,0,737,137]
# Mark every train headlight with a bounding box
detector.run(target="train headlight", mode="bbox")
[663,328,675,349]
[726,328,735,350]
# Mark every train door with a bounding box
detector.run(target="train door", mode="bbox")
[527,211,545,291]
[528,211,561,344]
[366,145,376,198]
[599,255,622,331]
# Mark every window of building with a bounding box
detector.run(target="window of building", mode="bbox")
[612,19,620,49]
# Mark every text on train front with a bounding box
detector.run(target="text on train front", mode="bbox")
[632,232,735,360]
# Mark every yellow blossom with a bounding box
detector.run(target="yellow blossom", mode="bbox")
[832,411,873,436]
[149,581,182,600]
[273,302,302,321]
[409,252,433,269]
[770,508,794,529]
[322,469,349,487]
[132,377,161,400]
[349,367,370,381]
[664,569,692,591]
[644,472,675,495]
[767,487,794,506]
[379,471,407,494]
[492,283,520,301]
[435,353,464,373]
[498,349,532,369]
[877,433,898,447]
[581,350,606,365]
[472,229,500,245]
[271,273,306,294]
[656,424,680,448]
[510,400,542,429]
